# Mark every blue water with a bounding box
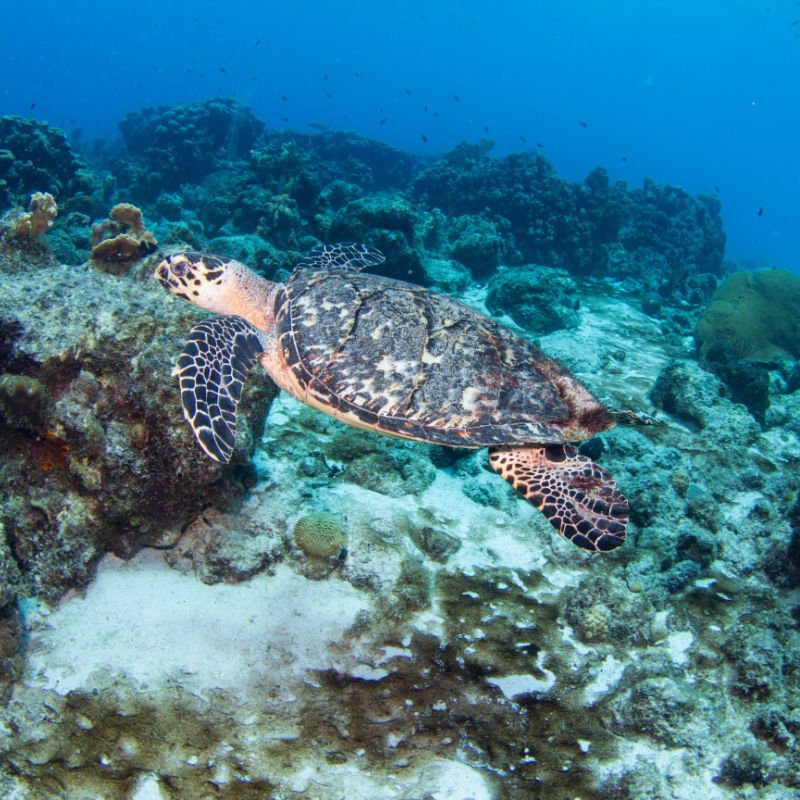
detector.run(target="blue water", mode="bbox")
[2,0,798,268]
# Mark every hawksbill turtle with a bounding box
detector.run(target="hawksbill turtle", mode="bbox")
[156,243,628,552]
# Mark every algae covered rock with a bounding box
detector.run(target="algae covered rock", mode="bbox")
[696,269,800,360]
[0,251,276,604]
[486,265,579,334]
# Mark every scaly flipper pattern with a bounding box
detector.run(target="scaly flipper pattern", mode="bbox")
[174,316,265,462]
[489,444,628,552]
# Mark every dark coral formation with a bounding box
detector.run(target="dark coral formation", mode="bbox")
[410,147,725,288]
[117,97,265,199]
[0,116,88,206]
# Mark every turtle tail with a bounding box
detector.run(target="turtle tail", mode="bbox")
[488,444,628,552]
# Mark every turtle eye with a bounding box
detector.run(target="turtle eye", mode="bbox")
[172,258,188,277]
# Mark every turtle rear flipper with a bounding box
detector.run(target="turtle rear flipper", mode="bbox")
[489,445,628,552]
[174,316,266,463]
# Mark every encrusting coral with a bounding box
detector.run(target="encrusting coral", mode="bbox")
[90,202,158,275]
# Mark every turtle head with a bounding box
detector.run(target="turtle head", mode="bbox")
[156,252,277,330]
[155,252,239,312]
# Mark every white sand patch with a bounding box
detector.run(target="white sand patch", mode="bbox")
[665,631,694,666]
[596,740,725,800]
[582,654,627,706]
[26,550,369,699]
[280,755,494,800]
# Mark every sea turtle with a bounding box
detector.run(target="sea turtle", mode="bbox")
[155,243,628,552]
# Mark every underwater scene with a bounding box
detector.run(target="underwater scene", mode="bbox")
[1,1,800,798]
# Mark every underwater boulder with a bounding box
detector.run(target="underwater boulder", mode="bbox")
[695,269,800,361]
[486,265,580,334]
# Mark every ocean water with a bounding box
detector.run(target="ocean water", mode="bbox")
[2,0,799,268]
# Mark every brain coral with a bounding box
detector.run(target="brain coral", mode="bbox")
[695,269,800,360]
[293,512,347,559]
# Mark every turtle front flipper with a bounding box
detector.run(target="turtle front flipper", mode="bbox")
[489,445,628,552]
[174,316,266,463]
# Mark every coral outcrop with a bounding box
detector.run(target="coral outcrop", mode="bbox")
[486,264,580,334]
[91,202,158,275]
[0,116,88,205]
[696,269,800,360]
[0,248,276,608]
[1,191,58,241]
[117,97,265,199]
[410,145,726,292]
[293,512,347,559]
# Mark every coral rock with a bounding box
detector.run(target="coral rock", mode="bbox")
[91,203,157,275]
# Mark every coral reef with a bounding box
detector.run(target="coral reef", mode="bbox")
[410,146,726,292]
[117,97,265,199]
[696,268,800,360]
[1,104,798,799]
[91,202,158,275]
[0,116,89,205]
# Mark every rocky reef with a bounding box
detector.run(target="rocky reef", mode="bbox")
[0,101,798,799]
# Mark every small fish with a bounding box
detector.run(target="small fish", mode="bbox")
[757,207,764,216]
[281,95,288,101]
[453,95,460,102]
[537,142,544,148]
[354,72,360,77]
[405,88,412,95]
[420,134,428,142]
[519,135,527,143]
[433,112,440,117]
[255,38,261,45]
[424,105,428,112]
[483,126,489,133]
[323,73,329,80]
[714,185,720,193]
[579,120,588,128]
[219,67,226,72]
[793,19,799,24]
[379,118,387,124]
[308,122,329,130]
[280,116,289,122]
[30,102,36,110]
[620,156,627,161]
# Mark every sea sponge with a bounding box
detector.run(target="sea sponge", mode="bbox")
[91,203,158,275]
[293,512,347,559]
[6,192,58,240]
[695,269,800,360]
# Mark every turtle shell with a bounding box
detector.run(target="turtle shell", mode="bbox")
[274,268,613,447]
